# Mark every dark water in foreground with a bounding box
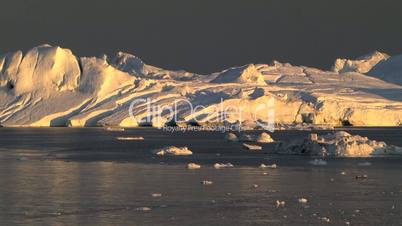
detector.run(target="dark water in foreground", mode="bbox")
[0,128,401,226]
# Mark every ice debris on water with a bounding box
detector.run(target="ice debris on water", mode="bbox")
[355,209,360,213]
[225,133,238,142]
[320,217,330,222]
[151,193,162,197]
[214,163,234,169]
[106,127,125,132]
[309,159,328,166]
[239,134,254,142]
[243,143,262,151]
[187,163,201,169]
[298,198,308,204]
[116,136,144,140]
[256,132,275,143]
[276,200,286,208]
[136,207,152,212]
[260,163,277,169]
[152,146,193,156]
[239,132,275,143]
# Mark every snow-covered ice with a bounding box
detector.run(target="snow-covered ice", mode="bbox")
[1,45,402,127]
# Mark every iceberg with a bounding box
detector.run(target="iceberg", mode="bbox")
[1,45,402,127]
[275,131,402,157]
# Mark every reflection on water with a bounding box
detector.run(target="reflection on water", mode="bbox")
[0,128,401,225]
[1,159,402,226]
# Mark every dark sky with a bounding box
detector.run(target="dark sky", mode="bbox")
[1,0,402,74]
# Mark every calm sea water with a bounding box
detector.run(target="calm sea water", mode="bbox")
[0,128,401,226]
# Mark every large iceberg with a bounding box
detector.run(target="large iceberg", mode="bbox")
[274,131,402,157]
[1,45,402,127]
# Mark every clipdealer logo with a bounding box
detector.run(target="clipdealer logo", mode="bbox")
[128,97,275,132]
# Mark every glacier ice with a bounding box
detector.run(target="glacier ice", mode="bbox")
[1,45,402,127]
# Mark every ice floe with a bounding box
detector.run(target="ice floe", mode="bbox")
[136,207,152,212]
[116,136,144,140]
[256,132,275,143]
[152,146,193,156]
[187,163,201,169]
[243,143,262,151]
[214,163,234,169]
[276,200,286,208]
[259,163,277,169]
[298,198,308,204]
